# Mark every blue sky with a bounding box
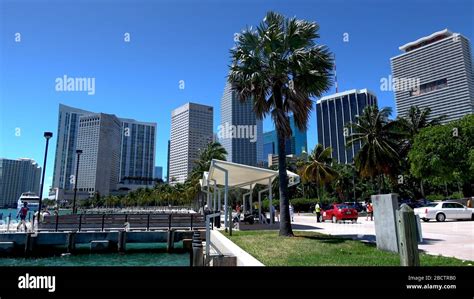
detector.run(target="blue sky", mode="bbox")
[0,0,472,197]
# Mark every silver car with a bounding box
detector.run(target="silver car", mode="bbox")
[414,201,474,222]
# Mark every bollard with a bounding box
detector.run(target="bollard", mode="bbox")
[190,231,200,266]
[24,233,32,256]
[167,229,175,252]
[66,232,76,253]
[397,204,420,266]
[191,231,203,267]
[118,230,127,253]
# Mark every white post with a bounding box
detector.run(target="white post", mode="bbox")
[249,184,253,214]
[218,188,221,212]
[268,177,273,225]
[243,193,246,214]
[213,180,217,211]
[206,180,211,208]
[224,171,228,229]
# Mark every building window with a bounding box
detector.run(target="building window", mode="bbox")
[410,78,448,96]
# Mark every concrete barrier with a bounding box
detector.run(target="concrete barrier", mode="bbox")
[372,193,399,253]
[0,242,15,254]
[209,230,264,266]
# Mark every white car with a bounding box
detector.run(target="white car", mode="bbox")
[414,201,474,222]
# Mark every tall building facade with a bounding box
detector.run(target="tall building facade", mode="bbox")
[119,118,156,185]
[52,104,93,191]
[169,103,213,184]
[220,82,263,166]
[52,104,157,197]
[263,115,308,158]
[166,140,170,183]
[76,113,122,196]
[316,89,377,164]
[391,29,474,123]
[154,166,163,180]
[0,158,41,208]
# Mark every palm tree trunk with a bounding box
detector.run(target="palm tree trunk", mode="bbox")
[420,180,425,197]
[277,131,293,237]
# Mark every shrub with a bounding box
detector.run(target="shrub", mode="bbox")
[426,194,444,201]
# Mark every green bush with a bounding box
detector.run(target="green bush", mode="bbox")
[260,197,336,212]
[448,192,463,199]
[426,194,444,201]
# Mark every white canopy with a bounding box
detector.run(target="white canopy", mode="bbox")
[200,159,300,229]
[200,159,300,189]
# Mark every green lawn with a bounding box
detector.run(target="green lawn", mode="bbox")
[222,230,469,266]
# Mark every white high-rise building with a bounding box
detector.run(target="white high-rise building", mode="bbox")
[169,103,213,184]
[52,104,157,196]
[76,113,122,196]
[220,82,263,166]
[0,158,41,208]
[391,29,474,123]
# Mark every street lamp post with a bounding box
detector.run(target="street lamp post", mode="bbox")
[38,132,53,217]
[72,149,83,214]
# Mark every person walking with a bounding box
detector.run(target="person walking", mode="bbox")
[315,202,321,223]
[366,201,374,221]
[16,202,29,231]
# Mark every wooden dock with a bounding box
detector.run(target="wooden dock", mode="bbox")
[0,213,206,256]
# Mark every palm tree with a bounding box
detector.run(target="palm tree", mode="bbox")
[346,105,402,193]
[300,144,339,202]
[396,105,445,197]
[228,11,333,236]
[397,106,445,155]
[190,141,227,181]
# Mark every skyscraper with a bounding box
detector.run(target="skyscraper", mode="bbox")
[220,82,263,166]
[263,115,308,158]
[52,104,157,196]
[52,104,93,191]
[0,158,41,208]
[169,103,213,184]
[391,29,474,123]
[154,166,163,180]
[316,89,377,164]
[166,140,170,183]
[119,118,156,185]
[76,113,121,196]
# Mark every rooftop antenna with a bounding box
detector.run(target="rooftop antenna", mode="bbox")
[334,53,338,93]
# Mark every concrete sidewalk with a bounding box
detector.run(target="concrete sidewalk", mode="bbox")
[292,214,474,262]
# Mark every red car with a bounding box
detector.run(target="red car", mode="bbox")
[321,204,358,223]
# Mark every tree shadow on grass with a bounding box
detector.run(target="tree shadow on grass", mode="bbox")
[296,234,347,244]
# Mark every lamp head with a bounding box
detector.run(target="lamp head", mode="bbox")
[44,132,53,139]
[76,149,83,154]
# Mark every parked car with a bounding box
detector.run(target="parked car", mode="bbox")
[321,204,358,223]
[343,201,364,212]
[414,201,474,222]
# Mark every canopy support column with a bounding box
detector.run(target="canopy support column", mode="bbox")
[214,164,229,230]
[268,177,273,225]
[212,180,217,211]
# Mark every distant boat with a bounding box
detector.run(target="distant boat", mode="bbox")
[17,192,40,212]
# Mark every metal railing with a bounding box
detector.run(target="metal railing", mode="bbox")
[205,212,221,257]
[36,213,204,232]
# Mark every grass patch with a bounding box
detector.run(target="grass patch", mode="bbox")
[222,230,469,266]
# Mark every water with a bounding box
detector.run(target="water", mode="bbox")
[0,209,190,266]
[0,242,189,266]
